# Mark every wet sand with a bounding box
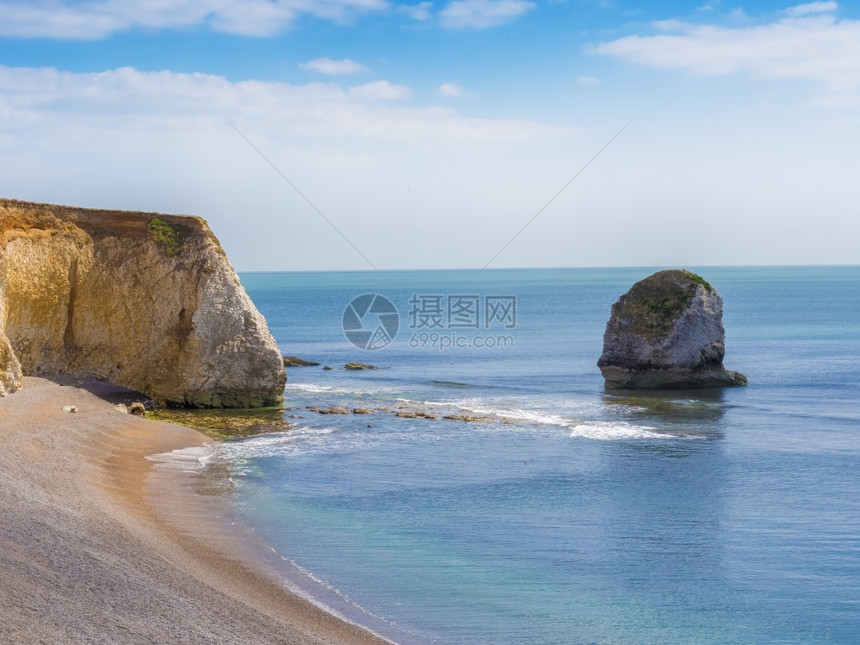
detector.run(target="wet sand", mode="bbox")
[0,377,395,645]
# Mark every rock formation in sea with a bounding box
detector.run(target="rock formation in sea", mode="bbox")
[597,269,747,389]
[0,199,286,407]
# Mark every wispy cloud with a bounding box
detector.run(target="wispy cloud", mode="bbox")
[397,1,433,21]
[439,0,535,29]
[439,82,470,97]
[0,0,390,39]
[592,3,860,97]
[781,1,837,17]
[576,75,599,84]
[0,65,567,144]
[301,58,370,75]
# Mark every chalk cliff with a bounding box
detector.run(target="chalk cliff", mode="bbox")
[0,199,285,407]
[598,269,747,389]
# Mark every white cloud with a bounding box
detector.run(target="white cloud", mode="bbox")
[301,58,370,75]
[576,75,599,84]
[0,0,390,39]
[439,82,469,97]
[592,4,860,96]
[439,0,535,29]
[0,64,567,144]
[397,1,433,21]
[347,80,412,100]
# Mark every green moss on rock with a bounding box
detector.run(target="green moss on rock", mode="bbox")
[613,269,710,340]
[146,406,291,440]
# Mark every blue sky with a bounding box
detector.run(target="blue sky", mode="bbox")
[1,0,858,271]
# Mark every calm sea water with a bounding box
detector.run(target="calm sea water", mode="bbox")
[216,267,860,645]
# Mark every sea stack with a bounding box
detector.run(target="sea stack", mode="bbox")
[598,269,747,389]
[0,199,286,407]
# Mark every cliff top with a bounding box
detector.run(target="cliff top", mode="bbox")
[0,198,208,239]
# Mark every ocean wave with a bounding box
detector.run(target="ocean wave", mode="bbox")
[284,383,337,394]
[473,406,570,427]
[285,382,397,397]
[215,427,335,460]
[568,421,666,441]
[146,444,215,471]
[438,397,605,427]
[428,379,471,388]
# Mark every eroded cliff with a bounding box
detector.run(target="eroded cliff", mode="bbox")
[0,199,286,407]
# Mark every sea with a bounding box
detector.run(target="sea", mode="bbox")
[206,266,860,644]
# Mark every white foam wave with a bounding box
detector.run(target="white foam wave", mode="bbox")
[284,383,335,393]
[568,421,664,441]
[285,382,396,397]
[452,395,603,415]
[216,427,335,460]
[147,444,215,471]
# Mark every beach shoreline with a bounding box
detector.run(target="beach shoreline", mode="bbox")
[0,376,396,645]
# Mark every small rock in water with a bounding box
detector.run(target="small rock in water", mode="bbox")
[344,362,377,370]
[442,413,494,423]
[395,409,437,420]
[313,406,350,415]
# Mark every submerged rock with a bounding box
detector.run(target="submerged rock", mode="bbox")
[597,269,747,389]
[395,409,436,420]
[0,199,286,407]
[283,355,320,367]
[311,406,350,415]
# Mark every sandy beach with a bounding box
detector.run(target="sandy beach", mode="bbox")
[0,376,394,645]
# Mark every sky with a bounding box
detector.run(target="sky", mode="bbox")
[1,0,858,271]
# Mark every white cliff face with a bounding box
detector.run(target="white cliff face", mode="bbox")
[598,269,746,389]
[0,199,286,407]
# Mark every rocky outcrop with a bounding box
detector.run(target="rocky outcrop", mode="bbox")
[0,199,286,407]
[597,269,747,389]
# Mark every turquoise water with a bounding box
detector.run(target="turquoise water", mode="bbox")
[218,267,860,644]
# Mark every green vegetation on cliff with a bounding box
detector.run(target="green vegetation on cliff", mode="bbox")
[147,217,189,256]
